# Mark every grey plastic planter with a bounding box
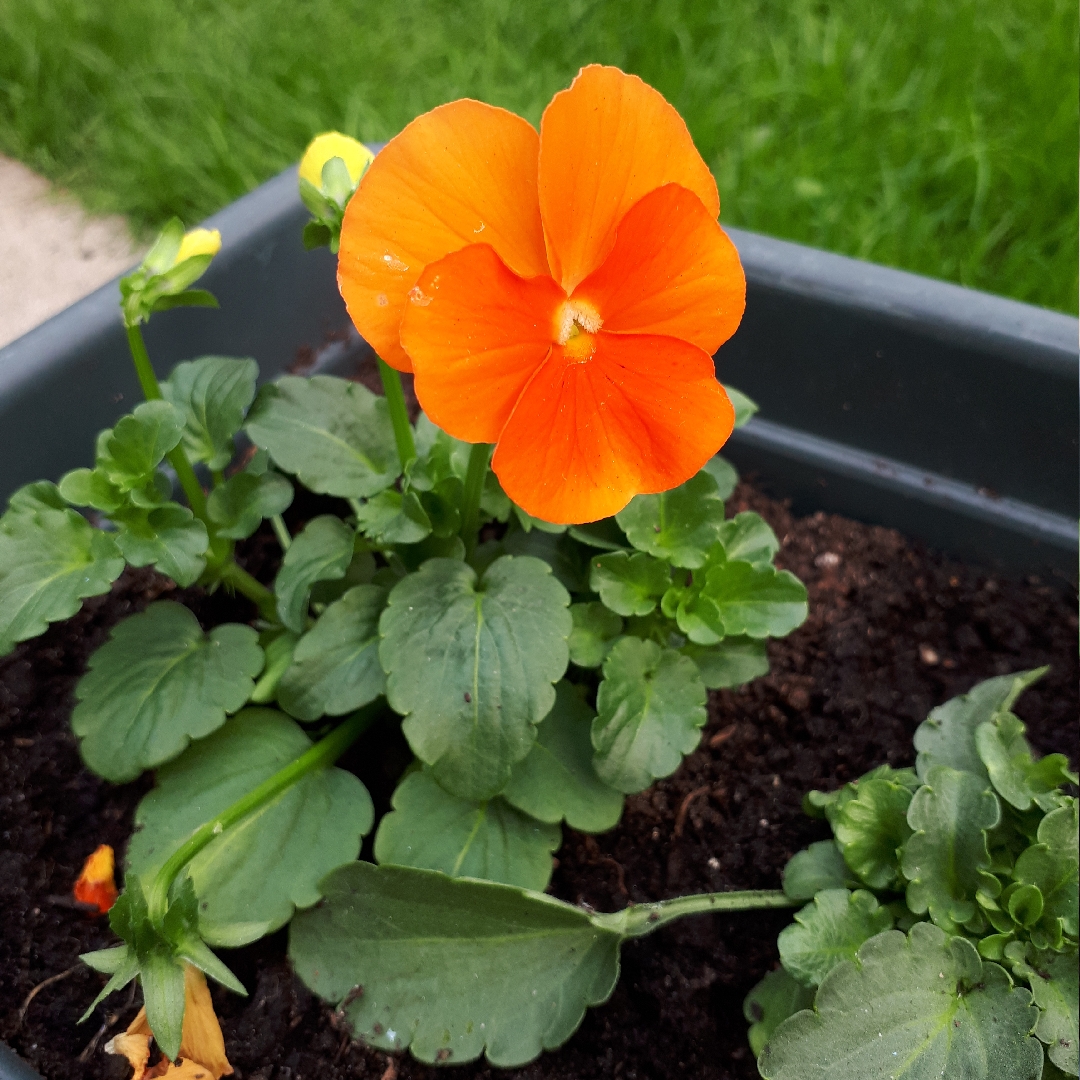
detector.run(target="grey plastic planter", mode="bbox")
[1,164,1075,580]
[0,162,1076,1078]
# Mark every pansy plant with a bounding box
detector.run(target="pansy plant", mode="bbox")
[0,67,815,1070]
[745,669,1078,1080]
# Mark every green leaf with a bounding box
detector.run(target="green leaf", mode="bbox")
[9,480,86,514]
[150,287,219,313]
[57,467,124,512]
[717,511,779,566]
[698,558,808,639]
[504,527,590,592]
[480,471,511,523]
[724,384,759,428]
[127,708,373,947]
[913,668,1048,783]
[289,862,623,1067]
[504,681,624,833]
[141,217,184,273]
[379,555,571,800]
[567,517,629,551]
[81,944,132,975]
[72,602,263,782]
[589,550,670,616]
[274,514,355,632]
[513,505,567,534]
[161,356,258,470]
[783,840,854,901]
[1013,799,1079,946]
[245,375,399,498]
[354,488,432,545]
[78,946,139,1020]
[681,636,769,689]
[139,948,187,1062]
[976,710,1077,813]
[616,470,725,568]
[779,889,894,988]
[901,764,1001,933]
[744,968,815,1059]
[757,923,1042,1080]
[0,496,124,656]
[302,220,333,250]
[833,778,914,889]
[374,769,560,890]
[113,503,209,587]
[99,400,184,488]
[592,637,707,794]
[207,468,294,540]
[418,478,464,538]
[702,455,739,500]
[1011,946,1079,1074]
[277,585,386,721]
[567,602,623,668]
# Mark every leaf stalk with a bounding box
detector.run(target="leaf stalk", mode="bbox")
[146,705,378,927]
[594,889,798,938]
[125,323,209,522]
[218,560,277,622]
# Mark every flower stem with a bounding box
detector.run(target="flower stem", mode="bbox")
[147,706,378,927]
[270,514,292,551]
[593,890,798,939]
[377,358,416,469]
[124,323,208,523]
[218,560,277,622]
[460,442,492,562]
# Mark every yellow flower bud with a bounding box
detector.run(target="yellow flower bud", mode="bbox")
[175,228,222,264]
[299,131,374,190]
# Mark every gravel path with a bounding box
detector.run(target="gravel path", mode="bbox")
[0,156,145,349]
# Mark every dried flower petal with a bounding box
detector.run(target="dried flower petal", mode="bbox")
[105,966,232,1080]
[73,844,119,914]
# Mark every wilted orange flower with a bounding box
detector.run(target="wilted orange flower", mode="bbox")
[74,844,119,914]
[105,964,233,1080]
[338,65,745,523]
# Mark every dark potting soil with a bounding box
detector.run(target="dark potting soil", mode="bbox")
[1,485,1076,1080]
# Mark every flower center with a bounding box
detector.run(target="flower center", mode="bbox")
[555,299,603,347]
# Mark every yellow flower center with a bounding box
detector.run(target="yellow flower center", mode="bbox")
[555,299,602,349]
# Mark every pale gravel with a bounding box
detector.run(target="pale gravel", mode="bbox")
[0,155,146,349]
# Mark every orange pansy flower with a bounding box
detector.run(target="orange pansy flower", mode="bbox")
[74,844,119,914]
[338,65,745,523]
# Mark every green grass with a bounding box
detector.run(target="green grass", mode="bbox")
[0,0,1076,312]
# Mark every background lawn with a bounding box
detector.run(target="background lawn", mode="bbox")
[0,0,1076,313]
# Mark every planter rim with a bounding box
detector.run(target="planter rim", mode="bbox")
[725,225,1077,377]
[0,162,1076,571]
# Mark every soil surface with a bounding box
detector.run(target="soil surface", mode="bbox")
[2,483,1076,1080]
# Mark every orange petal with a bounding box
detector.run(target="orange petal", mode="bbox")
[74,844,118,914]
[538,65,720,294]
[402,244,564,443]
[572,184,745,355]
[492,331,734,523]
[105,1029,152,1080]
[338,99,549,371]
[177,965,232,1079]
